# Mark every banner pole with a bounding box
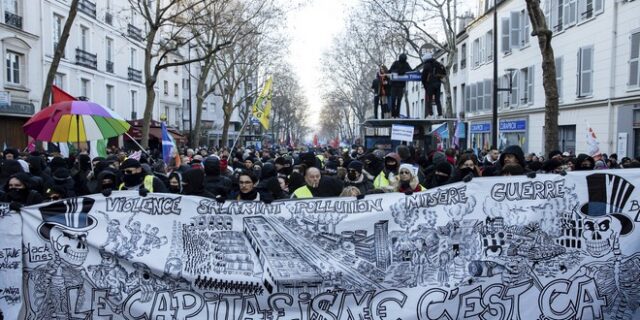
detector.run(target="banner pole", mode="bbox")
[124,132,149,155]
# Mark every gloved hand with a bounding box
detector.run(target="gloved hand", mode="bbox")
[404,190,414,196]
[526,171,537,179]
[215,195,226,204]
[263,197,273,204]
[463,173,473,183]
[356,194,365,200]
[9,201,22,212]
[139,188,149,197]
[101,188,112,197]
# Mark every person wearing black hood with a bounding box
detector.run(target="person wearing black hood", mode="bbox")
[50,168,77,197]
[1,172,44,207]
[118,158,167,192]
[167,172,183,194]
[232,170,272,202]
[274,156,292,177]
[575,154,595,170]
[425,162,454,188]
[497,145,527,175]
[0,159,24,187]
[388,53,412,118]
[27,155,52,195]
[421,52,444,118]
[181,168,216,199]
[203,157,232,198]
[2,148,19,161]
[93,169,119,194]
[373,152,401,189]
[257,162,285,200]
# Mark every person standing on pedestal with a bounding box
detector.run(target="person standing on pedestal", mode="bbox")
[389,54,412,118]
[371,65,390,119]
[421,52,445,119]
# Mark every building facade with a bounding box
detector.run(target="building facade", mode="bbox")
[444,0,640,157]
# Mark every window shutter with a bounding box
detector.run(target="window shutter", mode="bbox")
[485,79,492,110]
[510,11,521,48]
[528,66,534,104]
[464,85,470,112]
[581,47,593,96]
[595,0,603,14]
[477,81,484,110]
[628,33,639,87]
[522,11,530,45]
[501,18,510,53]
[555,57,563,101]
[511,71,519,106]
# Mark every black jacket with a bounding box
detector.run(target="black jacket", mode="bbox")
[421,58,442,89]
[182,168,216,199]
[389,58,412,88]
[203,157,232,197]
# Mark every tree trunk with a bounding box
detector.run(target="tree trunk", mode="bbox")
[41,0,79,108]
[221,104,232,148]
[141,84,156,150]
[141,28,159,149]
[526,0,559,155]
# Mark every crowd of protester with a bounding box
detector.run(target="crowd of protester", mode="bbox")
[1,143,639,208]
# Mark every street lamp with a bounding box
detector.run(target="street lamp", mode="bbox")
[492,0,515,149]
[187,44,196,146]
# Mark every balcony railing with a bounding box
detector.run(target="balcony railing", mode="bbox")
[78,0,97,18]
[106,60,114,73]
[75,48,97,69]
[4,12,22,29]
[128,24,144,42]
[105,12,113,25]
[128,67,142,83]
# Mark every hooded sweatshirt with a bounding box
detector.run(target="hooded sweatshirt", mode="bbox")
[1,172,43,205]
[203,157,232,197]
[182,168,215,199]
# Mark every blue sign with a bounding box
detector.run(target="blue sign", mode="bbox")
[470,123,491,133]
[499,119,527,132]
[389,71,422,82]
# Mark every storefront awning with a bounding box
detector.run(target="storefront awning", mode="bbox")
[126,120,187,144]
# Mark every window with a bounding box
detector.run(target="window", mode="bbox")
[520,66,534,104]
[485,31,493,61]
[174,59,179,73]
[471,83,477,112]
[629,32,640,88]
[473,38,480,67]
[552,0,564,32]
[498,75,509,109]
[453,86,457,113]
[80,26,89,51]
[106,37,113,61]
[477,81,484,110]
[510,11,521,49]
[106,85,114,110]
[479,36,485,63]
[559,125,576,154]
[578,46,594,97]
[130,48,137,69]
[578,0,603,22]
[564,0,577,28]
[174,83,178,97]
[164,80,169,95]
[80,78,90,98]
[462,83,468,113]
[131,91,137,117]
[555,57,563,101]
[510,71,520,107]
[53,14,64,53]
[5,51,21,85]
[520,10,530,46]
[164,106,170,122]
[202,103,207,111]
[484,79,492,110]
[460,43,467,69]
[501,18,510,53]
[54,73,65,89]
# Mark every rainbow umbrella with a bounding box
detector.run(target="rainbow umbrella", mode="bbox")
[23,101,130,142]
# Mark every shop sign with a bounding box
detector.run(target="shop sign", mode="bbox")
[470,122,491,133]
[499,119,527,132]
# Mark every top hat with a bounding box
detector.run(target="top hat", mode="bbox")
[578,173,634,235]
[37,197,97,240]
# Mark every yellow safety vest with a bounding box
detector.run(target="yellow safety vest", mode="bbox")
[292,185,313,199]
[119,175,155,192]
[373,172,389,188]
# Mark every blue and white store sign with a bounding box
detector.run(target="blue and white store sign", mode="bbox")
[470,122,491,133]
[499,119,527,132]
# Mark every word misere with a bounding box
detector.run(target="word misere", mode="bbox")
[405,186,468,210]
[106,197,182,215]
[490,179,565,202]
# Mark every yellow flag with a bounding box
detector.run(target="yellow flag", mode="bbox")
[252,77,272,129]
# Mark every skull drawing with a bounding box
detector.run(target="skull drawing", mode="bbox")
[582,216,618,258]
[50,227,90,267]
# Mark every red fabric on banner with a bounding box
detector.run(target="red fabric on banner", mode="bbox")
[52,85,77,103]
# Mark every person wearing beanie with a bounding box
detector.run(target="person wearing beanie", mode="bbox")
[2,148,19,160]
[426,161,453,188]
[323,159,338,176]
[93,168,118,194]
[392,163,425,193]
[203,157,232,198]
[117,158,167,192]
[181,168,215,199]
[344,160,374,195]
[374,152,401,189]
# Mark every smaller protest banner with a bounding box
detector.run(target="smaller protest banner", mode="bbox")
[391,124,414,142]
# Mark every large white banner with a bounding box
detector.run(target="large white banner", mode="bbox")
[2,170,640,319]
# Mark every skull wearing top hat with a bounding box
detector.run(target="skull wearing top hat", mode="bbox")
[37,197,97,266]
[577,174,634,258]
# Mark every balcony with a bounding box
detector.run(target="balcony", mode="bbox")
[75,48,97,69]
[105,12,113,25]
[78,0,96,18]
[128,67,142,83]
[106,60,114,73]
[4,12,22,29]
[128,24,144,42]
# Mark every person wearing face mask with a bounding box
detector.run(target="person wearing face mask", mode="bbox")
[181,168,215,199]
[373,153,401,189]
[117,159,167,192]
[392,164,425,193]
[93,169,118,194]
[452,153,482,182]
[344,160,373,195]
[426,162,453,188]
[167,172,183,194]
[1,173,44,208]
[575,154,595,171]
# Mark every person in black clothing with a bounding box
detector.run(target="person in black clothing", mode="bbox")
[168,172,183,194]
[575,154,596,171]
[497,145,528,176]
[0,159,24,188]
[181,168,215,199]
[421,52,444,118]
[93,169,118,194]
[344,160,373,195]
[371,65,390,119]
[257,162,285,200]
[388,53,412,118]
[231,170,272,202]
[51,168,77,197]
[203,157,232,198]
[1,172,44,207]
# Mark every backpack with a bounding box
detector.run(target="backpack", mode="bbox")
[432,61,446,79]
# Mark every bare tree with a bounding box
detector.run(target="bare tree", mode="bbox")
[41,0,79,108]
[130,0,231,148]
[270,65,310,145]
[526,0,559,154]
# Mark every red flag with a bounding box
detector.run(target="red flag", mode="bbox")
[313,134,319,147]
[52,85,77,104]
[26,139,36,152]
